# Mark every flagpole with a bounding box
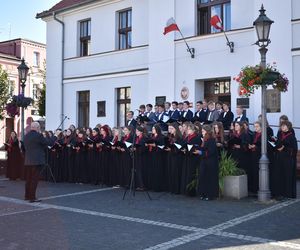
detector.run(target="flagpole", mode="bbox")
[178,29,195,58]
[222,29,234,53]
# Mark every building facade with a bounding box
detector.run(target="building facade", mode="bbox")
[0,38,46,145]
[38,0,300,135]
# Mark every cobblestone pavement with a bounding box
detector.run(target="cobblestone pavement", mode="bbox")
[0,177,299,250]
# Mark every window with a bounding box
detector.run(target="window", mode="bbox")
[204,79,231,104]
[8,80,14,96]
[33,52,40,67]
[78,91,90,128]
[117,87,131,126]
[197,0,231,35]
[79,19,91,56]
[32,84,39,100]
[118,9,132,49]
[97,101,106,117]
[155,96,166,105]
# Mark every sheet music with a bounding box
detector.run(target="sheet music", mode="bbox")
[268,141,276,148]
[124,141,132,148]
[163,115,169,123]
[187,144,193,152]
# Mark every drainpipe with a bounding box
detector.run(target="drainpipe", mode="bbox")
[53,12,65,130]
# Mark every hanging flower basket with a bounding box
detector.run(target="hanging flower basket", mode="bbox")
[5,102,20,118]
[5,94,33,118]
[234,63,289,97]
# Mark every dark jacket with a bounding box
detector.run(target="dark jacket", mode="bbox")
[180,110,193,122]
[234,115,249,123]
[23,130,50,166]
[218,110,234,130]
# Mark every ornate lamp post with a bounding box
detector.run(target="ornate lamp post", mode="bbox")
[253,5,274,202]
[17,58,29,141]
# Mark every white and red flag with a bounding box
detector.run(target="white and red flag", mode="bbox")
[210,15,223,30]
[163,18,180,35]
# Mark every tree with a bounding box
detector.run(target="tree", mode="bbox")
[0,65,10,120]
[37,61,46,117]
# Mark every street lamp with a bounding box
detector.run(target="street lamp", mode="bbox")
[17,58,29,141]
[253,5,274,202]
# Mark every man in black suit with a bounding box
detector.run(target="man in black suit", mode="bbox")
[144,104,156,131]
[170,101,180,121]
[126,111,137,128]
[180,101,193,122]
[218,102,234,130]
[234,106,249,123]
[23,122,50,202]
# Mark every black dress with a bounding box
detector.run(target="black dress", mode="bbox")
[119,135,133,187]
[110,137,121,186]
[249,132,262,193]
[101,135,113,186]
[272,131,297,198]
[134,135,147,189]
[5,138,24,180]
[91,135,102,185]
[147,135,166,192]
[228,132,251,178]
[198,137,219,199]
[73,138,88,183]
[50,138,64,182]
[166,136,184,194]
[180,133,202,195]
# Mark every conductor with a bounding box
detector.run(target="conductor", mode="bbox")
[23,122,49,202]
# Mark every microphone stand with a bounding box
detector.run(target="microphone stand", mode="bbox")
[56,116,69,130]
[122,129,151,201]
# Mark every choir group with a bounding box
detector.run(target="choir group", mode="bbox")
[4,100,298,200]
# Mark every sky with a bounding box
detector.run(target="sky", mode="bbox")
[0,0,60,44]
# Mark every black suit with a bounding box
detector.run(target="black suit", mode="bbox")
[234,115,249,123]
[127,119,137,129]
[218,110,234,130]
[180,110,193,122]
[23,130,50,201]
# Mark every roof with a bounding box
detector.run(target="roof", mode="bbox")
[36,0,96,19]
[0,38,46,47]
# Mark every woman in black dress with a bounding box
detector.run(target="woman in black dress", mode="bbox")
[165,122,184,194]
[248,121,262,193]
[100,125,113,186]
[90,128,102,185]
[5,131,23,180]
[49,130,64,182]
[119,126,133,187]
[272,121,297,199]
[134,126,147,190]
[180,123,202,195]
[146,124,165,192]
[212,122,225,157]
[228,122,251,177]
[110,127,123,186]
[73,131,88,183]
[196,125,219,200]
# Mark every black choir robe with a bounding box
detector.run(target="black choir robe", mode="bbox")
[180,133,202,195]
[198,137,219,199]
[272,131,297,198]
[166,136,184,194]
[147,135,166,192]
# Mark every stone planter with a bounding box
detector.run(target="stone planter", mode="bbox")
[223,175,248,199]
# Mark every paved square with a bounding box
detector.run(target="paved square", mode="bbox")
[0,177,299,250]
